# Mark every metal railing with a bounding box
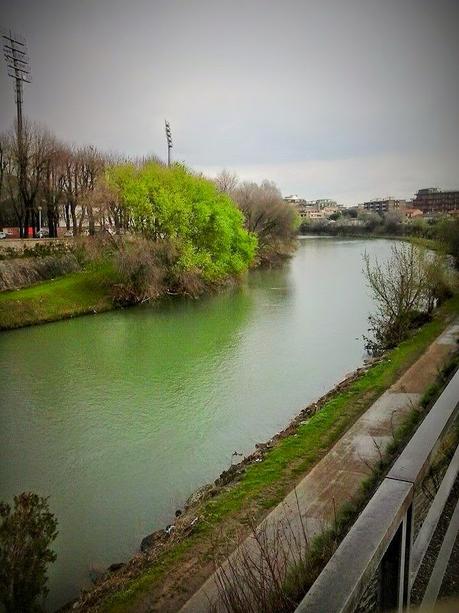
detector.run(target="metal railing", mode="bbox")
[295,369,459,613]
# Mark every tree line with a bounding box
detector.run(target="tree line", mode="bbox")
[0,121,128,238]
[0,123,299,265]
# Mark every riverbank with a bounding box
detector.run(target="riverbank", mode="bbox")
[0,233,446,331]
[71,294,459,612]
[0,247,295,331]
[0,265,116,330]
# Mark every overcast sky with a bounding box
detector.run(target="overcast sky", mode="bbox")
[1,0,458,204]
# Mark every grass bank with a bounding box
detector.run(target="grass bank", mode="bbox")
[79,295,458,613]
[0,236,444,332]
[278,352,459,609]
[0,264,116,330]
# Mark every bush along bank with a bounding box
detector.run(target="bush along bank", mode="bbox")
[0,163,262,329]
[68,294,458,613]
[0,162,305,329]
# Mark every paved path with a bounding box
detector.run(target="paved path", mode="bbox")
[181,322,459,612]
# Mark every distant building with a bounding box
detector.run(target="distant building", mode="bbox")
[315,199,338,210]
[403,208,423,220]
[362,198,407,214]
[295,204,340,220]
[413,188,459,214]
[284,194,342,222]
[284,195,306,205]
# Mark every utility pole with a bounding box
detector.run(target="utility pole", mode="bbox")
[165,120,173,167]
[2,29,31,236]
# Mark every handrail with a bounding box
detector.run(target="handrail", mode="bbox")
[295,369,459,613]
[295,479,413,613]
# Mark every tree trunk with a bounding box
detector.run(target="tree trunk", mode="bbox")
[71,203,78,235]
[65,203,70,230]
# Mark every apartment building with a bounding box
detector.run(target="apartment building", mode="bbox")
[362,198,407,214]
[413,188,459,214]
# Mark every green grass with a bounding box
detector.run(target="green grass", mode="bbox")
[282,352,459,606]
[99,295,459,613]
[0,263,116,330]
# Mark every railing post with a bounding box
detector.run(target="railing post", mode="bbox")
[380,503,413,611]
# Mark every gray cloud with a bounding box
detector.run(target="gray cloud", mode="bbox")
[1,0,458,204]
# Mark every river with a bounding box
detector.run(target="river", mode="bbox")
[0,237,395,610]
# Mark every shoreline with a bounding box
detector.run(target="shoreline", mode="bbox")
[0,235,432,332]
[0,253,294,332]
[68,294,459,612]
[66,358,381,611]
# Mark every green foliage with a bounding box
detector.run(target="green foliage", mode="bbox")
[328,211,341,221]
[436,217,459,267]
[0,492,58,612]
[108,163,257,280]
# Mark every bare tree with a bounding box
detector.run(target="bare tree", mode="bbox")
[3,131,25,234]
[233,180,298,264]
[0,133,6,205]
[3,122,50,237]
[78,146,105,235]
[215,169,239,195]
[41,136,67,238]
[363,243,451,354]
[61,145,106,236]
[61,145,79,234]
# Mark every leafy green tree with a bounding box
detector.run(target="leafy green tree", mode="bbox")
[0,492,58,613]
[328,211,341,221]
[108,162,257,281]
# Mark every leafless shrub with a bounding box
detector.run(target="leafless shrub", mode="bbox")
[232,180,298,265]
[112,237,177,304]
[363,243,453,355]
[172,267,207,298]
[215,169,239,195]
[212,495,314,613]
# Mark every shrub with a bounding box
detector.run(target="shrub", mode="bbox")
[436,218,459,267]
[112,237,177,304]
[0,492,58,613]
[363,243,452,354]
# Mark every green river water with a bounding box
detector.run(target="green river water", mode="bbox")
[0,237,394,610]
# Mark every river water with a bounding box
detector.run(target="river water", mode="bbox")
[0,237,394,610]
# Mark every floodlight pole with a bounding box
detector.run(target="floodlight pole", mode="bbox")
[165,120,173,167]
[2,30,30,145]
[2,29,31,236]
[15,74,23,137]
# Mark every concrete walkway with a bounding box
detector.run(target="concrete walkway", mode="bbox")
[181,322,459,612]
